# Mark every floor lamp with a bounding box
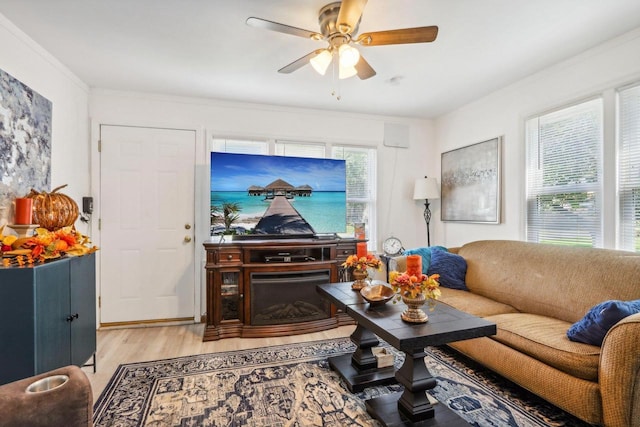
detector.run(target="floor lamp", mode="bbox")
[413,177,440,246]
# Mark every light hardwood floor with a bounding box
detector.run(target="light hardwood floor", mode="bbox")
[83,323,356,403]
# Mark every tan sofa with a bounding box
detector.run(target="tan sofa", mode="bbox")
[391,240,640,427]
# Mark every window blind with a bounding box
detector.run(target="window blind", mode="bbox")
[274,141,326,158]
[525,98,603,247]
[618,83,640,252]
[332,145,377,249]
[212,138,268,154]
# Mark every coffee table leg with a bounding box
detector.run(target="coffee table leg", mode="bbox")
[395,348,437,421]
[328,323,396,392]
[350,323,379,369]
[366,348,472,426]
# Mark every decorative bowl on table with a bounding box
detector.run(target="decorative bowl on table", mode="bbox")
[360,284,395,307]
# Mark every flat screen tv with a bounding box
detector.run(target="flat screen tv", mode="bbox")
[210,152,347,238]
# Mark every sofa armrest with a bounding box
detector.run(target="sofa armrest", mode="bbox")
[599,312,640,427]
[374,255,407,283]
[390,255,407,273]
[0,365,93,427]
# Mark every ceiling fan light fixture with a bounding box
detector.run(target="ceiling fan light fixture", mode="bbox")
[248,0,439,82]
[338,64,357,80]
[310,49,332,75]
[338,44,360,68]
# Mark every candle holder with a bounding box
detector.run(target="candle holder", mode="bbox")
[351,269,369,290]
[7,224,39,238]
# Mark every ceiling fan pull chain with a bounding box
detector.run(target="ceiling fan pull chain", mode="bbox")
[331,53,341,101]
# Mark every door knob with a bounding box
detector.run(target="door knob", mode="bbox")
[184,236,192,243]
[185,224,191,230]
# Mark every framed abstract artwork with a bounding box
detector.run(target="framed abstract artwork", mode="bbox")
[0,67,52,225]
[441,137,502,223]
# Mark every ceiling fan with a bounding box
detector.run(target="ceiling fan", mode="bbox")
[246,0,438,80]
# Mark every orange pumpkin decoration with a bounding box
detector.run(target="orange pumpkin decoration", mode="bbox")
[26,184,79,231]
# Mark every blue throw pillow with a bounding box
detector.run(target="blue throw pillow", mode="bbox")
[427,248,467,290]
[567,299,640,346]
[404,246,448,274]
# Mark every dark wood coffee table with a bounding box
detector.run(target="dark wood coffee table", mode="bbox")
[318,282,497,427]
[318,280,397,392]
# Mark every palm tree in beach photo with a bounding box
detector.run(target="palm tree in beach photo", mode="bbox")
[211,202,242,234]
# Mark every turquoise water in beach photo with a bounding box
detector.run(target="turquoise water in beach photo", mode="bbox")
[210,191,346,233]
[210,152,348,234]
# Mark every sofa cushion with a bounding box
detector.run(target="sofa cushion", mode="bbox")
[567,299,640,346]
[439,288,519,317]
[487,313,600,381]
[427,248,468,290]
[457,240,640,324]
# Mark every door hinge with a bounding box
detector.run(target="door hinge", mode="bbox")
[98,218,101,230]
[98,296,101,308]
[98,140,102,152]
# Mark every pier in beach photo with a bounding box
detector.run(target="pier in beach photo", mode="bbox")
[254,195,315,235]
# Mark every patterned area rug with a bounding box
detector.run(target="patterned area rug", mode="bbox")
[93,338,591,426]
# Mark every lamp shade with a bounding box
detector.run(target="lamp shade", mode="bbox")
[413,177,440,200]
[338,44,360,67]
[310,49,332,75]
[338,64,357,79]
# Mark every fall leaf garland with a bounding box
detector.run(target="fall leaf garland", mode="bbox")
[1,225,98,267]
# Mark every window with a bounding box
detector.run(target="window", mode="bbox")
[332,145,377,249]
[526,98,603,247]
[276,141,378,249]
[212,138,268,154]
[618,83,640,251]
[275,141,325,158]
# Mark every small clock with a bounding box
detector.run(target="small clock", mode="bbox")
[383,236,404,256]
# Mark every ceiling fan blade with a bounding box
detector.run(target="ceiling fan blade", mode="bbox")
[357,26,439,46]
[336,0,368,34]
[278,50,324,74]
[246,17,323,40]
[355,55,376,80]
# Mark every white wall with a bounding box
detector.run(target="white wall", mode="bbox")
[0,14,90,225]
[89,90,436,316]
[89,90,435,249]
[433,27,640,248]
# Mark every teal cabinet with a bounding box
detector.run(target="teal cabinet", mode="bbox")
[0,254,96,385]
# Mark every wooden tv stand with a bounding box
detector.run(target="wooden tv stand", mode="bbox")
[202,237,359,341]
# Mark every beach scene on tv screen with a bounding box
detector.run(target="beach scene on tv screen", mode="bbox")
[210,152,347,236]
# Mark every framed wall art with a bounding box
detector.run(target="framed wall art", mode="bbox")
[441,136,502,223]
[0,67,52,225]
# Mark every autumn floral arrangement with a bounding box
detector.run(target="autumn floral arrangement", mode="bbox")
[389,269,441,300]
[1,225,98,267]
[341,253,383,272]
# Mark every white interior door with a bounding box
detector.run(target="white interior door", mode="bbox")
[99,125,196,324]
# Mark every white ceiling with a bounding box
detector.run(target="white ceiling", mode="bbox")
[1,0,639,119]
